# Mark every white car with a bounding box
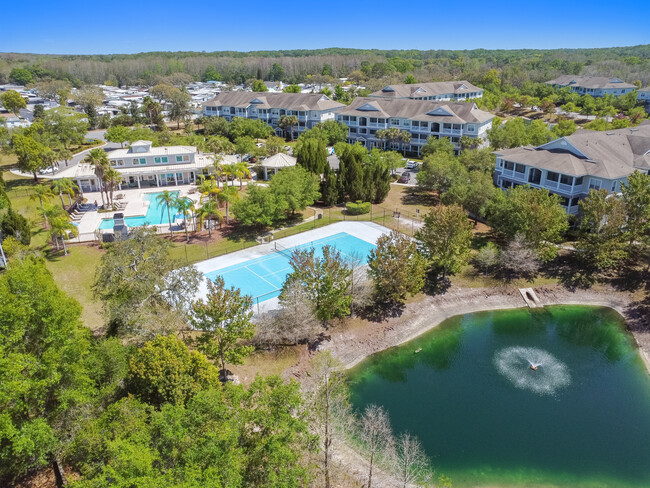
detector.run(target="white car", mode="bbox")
[406,160,418,169]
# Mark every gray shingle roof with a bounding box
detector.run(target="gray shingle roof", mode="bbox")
[545,76,636,90]
[202,92,344,111]
[337,98,493,124]
[369,80,482,99]
[495,121,650,179]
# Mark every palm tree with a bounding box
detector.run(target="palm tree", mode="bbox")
[197,177,220,203]
[104,168,122,207]
[30,184,54,210]
[197,200,222,238]
[40,202,64,231]
[156,190,178,237]
[83,148,110,207]
[49,216,78,255]
[232,162,252,190]
[278,115,299,141]
[217,185,239,224]
[175,196,196,242]
[52,178,79,207]
[398,130,411,155]
[221,164,238,189]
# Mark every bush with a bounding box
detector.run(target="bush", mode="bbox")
[346,201,371,215]
[1,209,31,245]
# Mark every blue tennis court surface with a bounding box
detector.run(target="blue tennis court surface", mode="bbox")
[205,232,376,302]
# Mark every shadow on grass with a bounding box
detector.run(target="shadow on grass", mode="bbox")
[401,187,437,207]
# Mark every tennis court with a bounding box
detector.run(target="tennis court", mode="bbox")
[204,232,376,302]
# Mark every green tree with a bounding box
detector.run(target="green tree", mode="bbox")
[83,147,111,207]
[458,147,495,173]
[0,208,31,245]
[202,66,221,82]
[486,186,568,261]
[0,90,26,115]
[156,190,178,237]
[320,169,339,206]
[404,74,417,84]
[283,84,302,93]
[443,170,496,219]
[190,276,255,374]
[416,204,473,277]
[420,136,455,158]
[313,119,348,145]
[11,133,47,182]
[552,119,577,137]
[417,152,467,193]
[0,257,92,480]
[251,79,268,92]
[265,135,287,156]
[217,184,239,224]
[281,246,353,321]
[29,183,54,210]
[92,227,202,339]
[269,63,285,81]
[279,115,300,141]
[621,171,650,257]
[269,165,321,215]
[49,214,77,255]
[167,88,192,129]
[9,67,34,85]
[125,335,220,407]
[368,230,427,305]
[197,199,222,237]
[527,119,553,146]
[233,184,287,227]
[295,137,328,174]
[576,189,628,271]
[105,125,130,148]
[175,196,196,242]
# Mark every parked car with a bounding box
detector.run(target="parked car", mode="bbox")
[406,160,417,169]
[398,172,411,183]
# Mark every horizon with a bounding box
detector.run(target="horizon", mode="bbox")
[3,43,650,57]
[3,0,650,55]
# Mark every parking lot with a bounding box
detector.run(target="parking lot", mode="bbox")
[394,159,420,185]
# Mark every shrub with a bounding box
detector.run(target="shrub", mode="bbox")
[1,209,31,245]
[346,201,371,215]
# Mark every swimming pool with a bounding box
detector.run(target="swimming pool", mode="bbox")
[204,232,376,302]
[98,192,180,230]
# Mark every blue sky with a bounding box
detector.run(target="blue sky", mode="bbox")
[4,0,650,54]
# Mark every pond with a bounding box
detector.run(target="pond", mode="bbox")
[348,306,650,487]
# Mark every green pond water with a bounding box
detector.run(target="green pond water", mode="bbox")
[348,305,650,487]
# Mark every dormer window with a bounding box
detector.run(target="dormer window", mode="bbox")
[381,86,395,92]
[357,103,380,111]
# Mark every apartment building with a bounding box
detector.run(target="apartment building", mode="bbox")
[335,98,493,155]
[202,92,345,138]
[638,87,650,113]
[493,121,650,214]
[369,80,483,101]
[545,76,636,98]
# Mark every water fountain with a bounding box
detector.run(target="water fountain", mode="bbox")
[494,346,571,395]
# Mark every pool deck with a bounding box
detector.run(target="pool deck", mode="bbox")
[194,221,391,312]
[74,187,200,239]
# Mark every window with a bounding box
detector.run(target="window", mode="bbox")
[504,161,515,171]
[570,197,580,207]
[515,163,525,174]
[176,156,183,162]
[390,118,400,125]
[117,160,124,167]
[154,157,161,163]
[466,125,475,132]
[183,155,189,162]
[589,179,601,190]
[139,158,146,165]
[560,174,573,185]
[132,158,139,165]
[574,177,583,186]
[546,171,559,182]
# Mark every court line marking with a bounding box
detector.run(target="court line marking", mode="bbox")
[244,264,282,292]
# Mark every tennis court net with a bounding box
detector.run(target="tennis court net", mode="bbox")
[274,241,294,259]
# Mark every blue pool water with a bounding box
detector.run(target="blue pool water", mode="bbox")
[99,192,180,230]
[205,232,376,302]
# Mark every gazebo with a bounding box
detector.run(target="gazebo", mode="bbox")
[260,153,297,180]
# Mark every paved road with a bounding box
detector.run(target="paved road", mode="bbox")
[53,130,122,173]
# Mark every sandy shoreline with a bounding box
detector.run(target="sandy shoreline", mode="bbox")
[291,284,650,375]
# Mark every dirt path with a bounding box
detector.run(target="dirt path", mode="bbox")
[284,284,650,379]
